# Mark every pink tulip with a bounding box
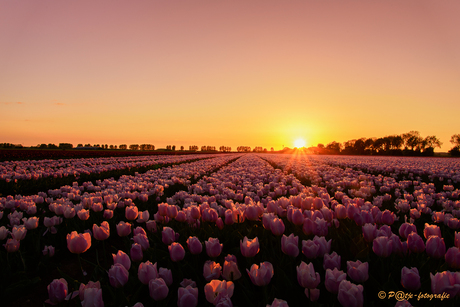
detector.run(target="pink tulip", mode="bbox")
[103,209,113,220]
[178,285,198,307]
[203,260,222,281]
[362,223,377,243]
[149,278,169,301]
[335,204,347,219]
[297,261,320,289]
[281,233,299,257]
[159,267,173,286]
[130,243,143,262]
[381,210,395,225]
[222,255,242,281]
[398,222,417,240]
[372,236,393,258]
[23,217,39,230]
[146,220,157,233]
[323,252,341,270]
[133,226,147,237]
[81,287,104,307]
[291,208,305,225]
[12,225,27,241]
[79,281,101,301]
[138,261,159,285]
[216,217,224,230]
[313,218,328,236]
[125,205,139,220]
[186,236,202,255]
[455,231,460,248]
[325,268,347,294]
[247,262,274,286]
[66,231,91,254]
[46,278,68,305]
[162,226,178,245]
[112,250,131,270]
[407,232,425,253]
[337,280,364,307]
[302,240,319,259]
[116,221,131,237]
[313,236,331,257]
[0,226,8,240]
[206,237,223,258]
[424,223,441,239]
[42,245,55,257]
[64,207,76,219]
[93,221,110,241]
[168,242,185,262]
[91,202,104,212]
[204,280,234,305]
[347,260,368,283]
[240,236,259,257]
[78,209,90,220]
[445,247,460,269]
[266,298,289,307]
[430,271,460,297]
[133,233,150,251]
[400,267,421,291]
[270,218,285,236]
[425,235,446,258]
[215,295,233,307]
[108,263,129,288]
[137,210,150,223]
[305,288,320,302]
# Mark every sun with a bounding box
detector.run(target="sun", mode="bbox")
[294,138,306,148]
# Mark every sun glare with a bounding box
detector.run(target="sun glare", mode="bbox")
[294,138,306,148]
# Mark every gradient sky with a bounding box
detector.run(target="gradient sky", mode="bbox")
[1,0,459,151]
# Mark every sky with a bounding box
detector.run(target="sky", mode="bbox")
[1,0,459,151]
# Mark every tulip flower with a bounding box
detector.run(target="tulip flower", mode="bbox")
[168,242,185,262]
[116,221,131,237]
[103,209,113,220]
[337,280,364,307]
[81,287,104,307]
[162,227,178,245]
[46,278,68,305]
[125,205,139,220]
[206,237,223,258]
[347,260,369,283]
[128,242,142,261]
[407,232,425,253]
[325,268,347,294]
[400,267,421,291]
[247,262,274,286]
[77,209,90,220]
[302,240,319,259]
[425,235,446,258]
[266,298,289,307]
[362,223,377,243]
[23,217,39,230]
[281,233,299,257]
[79,281,101,301]
[372,236,393,258]
[423,223,441,239]
[138,261,159,285]
[305,288,320,302]
[66,231,91,254]
[240,236,259,257]
[398,222,417,240]
[146,220,157,233]
[42,245,55,257]
[159,267,173,286]
[222,255,242,281]
[203,260,222,281]
[113,250,131,270]
[133,233,150,251]
[178,284,198,307]
[149,278,169,301]
[297,261,320,289]
[11,225,27,241]
[108,263,129,288]
[186,236,203,255]
[455,231,460,248]
[0,226,8,240]
[445,247,460,269]
[430,271,460,297]
[312,236,331,257]
[270,218,285,236]
[137,210,150,223]
[204,280,234,305]
[92,221,110,241]
[323,251,341,270]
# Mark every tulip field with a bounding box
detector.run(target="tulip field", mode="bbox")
[2,153,460,307]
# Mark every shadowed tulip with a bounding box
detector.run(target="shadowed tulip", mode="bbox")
[455,232,460,248]
[77,209,90,220]
[347,260,368,283]
[337,280,364,307]
[401,267,421,291]
[146,220,157,233]
[136,210,150,223]
[113,250,131,270]
[108,263,129,288]
[247,262,274,286]
[281,233,299,257]
[0,226,8,240]
[187,236,202,255]
[203,260,222,281]
[46,278,68,305]
[362,223,377,243]
[399,222,417,240]
[424,223,441,239]
[266,298,289,307]
[168,242,185,262]
[426,236,446,258]
[445,247,460,269]
[297,261,320,289]
[270,218,285,236]
[430,271,460,297]
[116,221,131,237]
[11,225,27,241]
[240,236,259,257]
[162,227,178,245]
[79,281,101,301]
[138,261,159,285]
[81,288,104,307]
[23,217,39,230]
[323,252,341,270]
[407,232,425,253]
[325,268,347,294]
[178,285,198,307]
[130,243,143,262]
[159,267,173,286]
[302,240,319,259]
[66,231,91,254]
[222,255,242,281]
[125,205,139,220]
[305,288,320,302]
[204,280,234,305]
[93,221,110,241]
[313,236,331,257]
[103,209,113,220]
[372,236,393,258]
[149,278,169,301]
[206,237,223,258]
[215,295,233,307]
[133,234,150,251]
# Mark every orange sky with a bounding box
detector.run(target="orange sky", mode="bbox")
[1,0,459,151]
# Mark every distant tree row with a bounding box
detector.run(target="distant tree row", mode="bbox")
[237,146,251,152]
[309,131,456,156]
[0,143,23,148]
[219,146,232,152]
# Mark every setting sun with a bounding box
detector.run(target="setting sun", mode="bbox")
[294,138,306,148]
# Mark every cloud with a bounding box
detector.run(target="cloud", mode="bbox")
[54,102,66,106]
[0,101,24,105]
